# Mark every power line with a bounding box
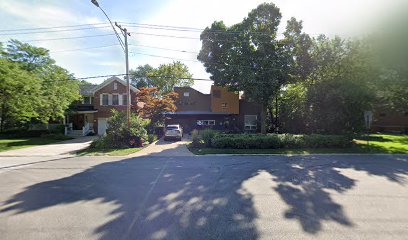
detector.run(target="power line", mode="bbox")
[23,33,116,42]
[50,44,121,53]
[0,26,112,36]
[0,23,110,32]
[129,52,199,62]
[129,44,197,54]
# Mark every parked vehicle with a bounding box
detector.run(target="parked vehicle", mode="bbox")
[164,124,183,141]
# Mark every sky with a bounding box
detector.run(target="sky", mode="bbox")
[0,0,405,93]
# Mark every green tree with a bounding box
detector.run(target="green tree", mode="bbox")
[280,36,375,134]
[130,64,155,89]
[198,3,305,133]
[0,58,42,131]
[130,61,193,95]
[1,40,80,124]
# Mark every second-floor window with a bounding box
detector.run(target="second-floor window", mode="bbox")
[114,82,118,90]
[183,92,190,97]
[221,103,228,109]
[112,95,119,105]
[102,94,109,106]
[83,96,92,104]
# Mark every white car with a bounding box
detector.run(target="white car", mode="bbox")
[164,124,183,141]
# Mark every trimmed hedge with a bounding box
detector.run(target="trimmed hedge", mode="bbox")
[211,134,353,149]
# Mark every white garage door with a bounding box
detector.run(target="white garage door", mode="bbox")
[98,118,108,135]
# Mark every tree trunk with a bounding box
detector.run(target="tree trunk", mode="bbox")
[275,94,279,133]
[261,103,267,134]
[268,105,274,132]
[0,103,5,133]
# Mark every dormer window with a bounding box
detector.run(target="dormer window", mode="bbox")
[184,92,190,97]
[114,82,118,90]
[83,96,92,104]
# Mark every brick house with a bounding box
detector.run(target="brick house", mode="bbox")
[66,77,138,136]
[165,86,262,133]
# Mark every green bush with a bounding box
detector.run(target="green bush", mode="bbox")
[191,129,199,146]
[148,134,158,144]
[211,134,352,149]
[95,109,150,148]
[200,128,217,147]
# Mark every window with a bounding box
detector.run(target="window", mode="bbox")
[183,92,190,97]
[112,95,119,105]
[213,90,221,98]
[83,96,91,104]
[122,94,127,106]
[114,82,118,90]
[197,120,215,126]
[102,94,109,106]
[221,103,228,109]
[244,115,257,130]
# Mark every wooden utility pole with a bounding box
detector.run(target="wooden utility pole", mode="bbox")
[115,22,131,127]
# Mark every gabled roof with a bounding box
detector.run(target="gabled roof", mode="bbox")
[91,76,139,94]
[80,84,98,95]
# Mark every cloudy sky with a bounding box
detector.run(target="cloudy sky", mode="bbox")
[0,0,405,93]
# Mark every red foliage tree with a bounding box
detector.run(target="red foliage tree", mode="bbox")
[133,87,178,126]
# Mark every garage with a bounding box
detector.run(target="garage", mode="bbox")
[97,118,108,135]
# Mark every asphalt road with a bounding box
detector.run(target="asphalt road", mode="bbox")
[0,154,407,240]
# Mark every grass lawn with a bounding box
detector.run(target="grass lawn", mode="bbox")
[77,147,143,156]
[0,137,72,153]
[189,134,408,155]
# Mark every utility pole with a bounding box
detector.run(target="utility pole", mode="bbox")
[115,22,131,128]
[91,0,131,128]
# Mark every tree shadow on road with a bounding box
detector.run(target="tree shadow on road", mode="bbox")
[1,153,407,239]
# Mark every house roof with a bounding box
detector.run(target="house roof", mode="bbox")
[89,76,139,94]
[164,111,230,115]
[79,84,98,95]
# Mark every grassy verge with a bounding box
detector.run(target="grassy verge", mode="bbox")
[188,134,408,155]
[0,136,72,152]
[77,147,143,156]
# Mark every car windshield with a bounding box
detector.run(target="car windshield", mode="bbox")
[166,126,178,130]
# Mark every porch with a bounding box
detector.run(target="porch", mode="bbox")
[65,111,97,137]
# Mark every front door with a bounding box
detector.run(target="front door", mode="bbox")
[72,114,84,130]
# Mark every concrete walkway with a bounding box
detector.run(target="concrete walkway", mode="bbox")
[0,136,95,157]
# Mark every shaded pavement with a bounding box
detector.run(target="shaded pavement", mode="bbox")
[0,153,407,239]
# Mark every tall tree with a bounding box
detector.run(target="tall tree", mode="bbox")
[198,3,296,133]
[130,61,193,95]
[0,58,42,131]
[1,40,80,125]
[130,64,155,89]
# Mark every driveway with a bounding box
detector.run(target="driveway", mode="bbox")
[130,137,194,157]
[0,154,407,240]
[0,136,95,157]
[0,137,95,170]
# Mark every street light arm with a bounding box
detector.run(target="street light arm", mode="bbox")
[94,4,125,52]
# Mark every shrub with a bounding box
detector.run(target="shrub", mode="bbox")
[148,134,158,144]
[200,128,217,147]
[104,109,150,148]
[191,129,200,147]
[211,134,352,149]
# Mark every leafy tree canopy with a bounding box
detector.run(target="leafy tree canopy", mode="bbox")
[130,61,193,95]
[0,40,80,130]
[198,3,311,133]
